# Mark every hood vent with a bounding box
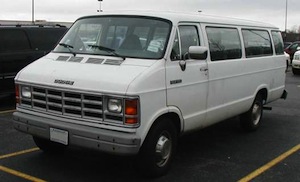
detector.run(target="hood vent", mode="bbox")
[104,59,123,65]
[56,56,70,61]
[86,58,104,64]
[68,57,83,63]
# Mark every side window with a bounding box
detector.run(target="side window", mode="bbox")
[170,25,200,61]
[0,29,31,52]
[206,27,242,61]
[242,29,272,57]
[271,31,284,55]
[179,26,200,58]
[171,30,180,60]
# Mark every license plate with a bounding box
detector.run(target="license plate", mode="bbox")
[50,128,68,145]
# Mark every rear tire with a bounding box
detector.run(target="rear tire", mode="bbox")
[33,136,66,154]
[240,94,263,131]
[136,118,178,178]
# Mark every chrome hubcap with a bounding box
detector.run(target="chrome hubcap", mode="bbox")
[155,133,171,167]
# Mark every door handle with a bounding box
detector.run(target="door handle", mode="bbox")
[200,67,208,72]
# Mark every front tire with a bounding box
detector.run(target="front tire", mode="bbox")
[240,94,263,131]
[292,68,300,75]
[136,118,178,178]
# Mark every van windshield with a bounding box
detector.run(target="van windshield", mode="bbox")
[54,16,172,59]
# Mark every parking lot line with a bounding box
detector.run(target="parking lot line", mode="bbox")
[0,109,16,115]
[238,144,300,182]
[0,148,39,160]
[0,165,46,182]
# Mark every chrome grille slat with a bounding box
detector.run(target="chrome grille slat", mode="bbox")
[63,105,82,111]
[83,100,102,105]
[47,95,62,99]
[33,100,46,104]
[47,102,63,107]
[83,108,103,114]
[64,98,81,102]
[32,92,46,97]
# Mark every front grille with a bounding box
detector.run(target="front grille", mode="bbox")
[21,86,105,123]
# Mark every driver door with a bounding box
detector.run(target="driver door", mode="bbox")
[166,24,209,132]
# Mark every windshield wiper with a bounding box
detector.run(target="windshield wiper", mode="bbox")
[88,45,125,60]
[59,43,76,57]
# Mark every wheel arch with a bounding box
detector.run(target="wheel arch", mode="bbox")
[256,87,268,103]
[154,112,182,137]
[142,106,184,144]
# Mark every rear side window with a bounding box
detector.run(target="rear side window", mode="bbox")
[0,29,31,52]
[242,29,272,57]
[206,27,242,61]
[271,31,284,55]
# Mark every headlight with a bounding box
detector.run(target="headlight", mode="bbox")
[21,86,31,98]
[107,98,122,113]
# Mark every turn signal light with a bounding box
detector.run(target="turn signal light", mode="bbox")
[126,118,138,124]
[125,99,139,125]
[125,99,138,115]
[15,85,20,104]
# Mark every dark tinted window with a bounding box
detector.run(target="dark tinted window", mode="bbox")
[206,27,242,61]
[0,29,30,52]
[26,28,66,50]
[242,29,272,57]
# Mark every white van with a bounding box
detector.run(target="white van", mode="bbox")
[13,11,287,177]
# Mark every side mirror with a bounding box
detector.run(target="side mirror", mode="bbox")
[189,46,208,60]
[296,47,300,51]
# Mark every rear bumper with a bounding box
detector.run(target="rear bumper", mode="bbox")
[13,111,141,155]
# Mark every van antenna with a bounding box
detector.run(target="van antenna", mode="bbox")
[97,0,103,12]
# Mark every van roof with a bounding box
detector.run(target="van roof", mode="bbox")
[80,10,278,30]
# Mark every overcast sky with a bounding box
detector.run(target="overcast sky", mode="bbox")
[0,0,299,31]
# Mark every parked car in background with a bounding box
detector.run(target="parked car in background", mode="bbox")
[284,41,300,60]
[0,24,67,98]
[284,42,292,49]
[292,50,300,75]
[285,51,291,71]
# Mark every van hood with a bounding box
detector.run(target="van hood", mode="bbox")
[16,53,157,94]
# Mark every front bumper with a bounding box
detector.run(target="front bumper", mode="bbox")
[13,111,141,155]
[292,60,300,69]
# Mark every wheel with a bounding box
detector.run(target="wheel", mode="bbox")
[292,68,299,75]
[136,118,178,178]
[33,136,66,154]
[240,94,263,131]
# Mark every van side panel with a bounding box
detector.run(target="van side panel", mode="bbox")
[201,24,286,127]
